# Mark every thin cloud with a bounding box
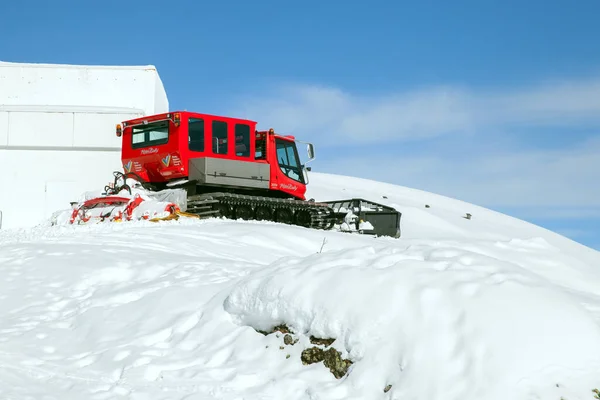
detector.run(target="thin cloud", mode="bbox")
[230,77,600,145]
[314,137,600,210]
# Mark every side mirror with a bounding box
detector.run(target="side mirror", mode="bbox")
[307,143,315,160]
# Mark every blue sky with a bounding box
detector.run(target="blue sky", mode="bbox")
[2,0,599,250]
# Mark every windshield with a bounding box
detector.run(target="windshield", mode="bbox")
[131,120,169,149]
[276,138,305,184]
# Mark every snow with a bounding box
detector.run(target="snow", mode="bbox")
[0,171,599,400]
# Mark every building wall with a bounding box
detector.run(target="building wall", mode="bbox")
[0,61,167,115]
[0,108,140,150]
[0,61,169,229]
[0,149,123,229]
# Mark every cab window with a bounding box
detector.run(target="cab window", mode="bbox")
[188,118,205,152]
[131,120,169,149]
[212,120,228,154]
[235,124,250,157]
[255,133,266,159]
[275,138,305,183]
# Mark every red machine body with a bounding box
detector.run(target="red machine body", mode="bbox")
[109,110,401,238]
[118,111,311,200]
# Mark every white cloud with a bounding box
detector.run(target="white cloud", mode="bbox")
[314,137,600,210]
[231,83,473,144]
[494,79,600,125]
[230,77,600,145]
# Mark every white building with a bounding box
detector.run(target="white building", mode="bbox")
[0,61,169,229]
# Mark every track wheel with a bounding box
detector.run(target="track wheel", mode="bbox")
[275,208,294,225]
[215,203,233,219]
[324,219,336,230]
[234,204,254,220]
[295,209,312,227]
[255,205,272,221]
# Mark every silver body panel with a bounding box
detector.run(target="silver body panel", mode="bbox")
[189,157,270,189]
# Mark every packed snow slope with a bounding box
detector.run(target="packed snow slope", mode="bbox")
[1,172,600,400]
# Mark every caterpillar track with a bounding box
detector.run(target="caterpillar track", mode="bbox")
[185,192,337,230]
[98,172,401,236]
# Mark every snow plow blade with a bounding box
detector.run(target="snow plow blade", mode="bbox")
[148,210,202,223]
[321,198,402,238]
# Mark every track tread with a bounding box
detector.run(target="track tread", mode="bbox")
[186,192,336,230]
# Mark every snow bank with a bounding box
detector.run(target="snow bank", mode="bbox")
[225,242,600,400]
[307,171,600,259]
[0,172,599,400]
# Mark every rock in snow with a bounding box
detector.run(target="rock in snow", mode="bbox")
[0,172,599,400]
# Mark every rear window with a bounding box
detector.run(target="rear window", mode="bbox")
[132,120,169,149]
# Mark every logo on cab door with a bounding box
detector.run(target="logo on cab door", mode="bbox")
[140,147,159,155]
[280,183,298,191]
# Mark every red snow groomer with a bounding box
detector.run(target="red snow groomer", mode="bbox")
[83,111,401,236]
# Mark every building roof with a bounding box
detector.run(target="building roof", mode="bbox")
[0,61,169,116]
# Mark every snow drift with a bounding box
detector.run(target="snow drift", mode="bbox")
[225,243,600,400]
[0,172,599,400]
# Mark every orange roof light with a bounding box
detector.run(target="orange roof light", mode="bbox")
[116,124,122,137]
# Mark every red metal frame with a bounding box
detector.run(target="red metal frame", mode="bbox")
[119,111,308,200]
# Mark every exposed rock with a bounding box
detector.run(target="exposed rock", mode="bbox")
[301,347,325,365]
[384,384,392,393]
[257,323,292,336]
[322,347,353,379]
[256,325,351,379]
[301,346,352,379]
[309,335,335,347]
[284,334,298,345]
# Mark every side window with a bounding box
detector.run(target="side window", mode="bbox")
[276,142,288,165]
[212,120,228,154]
[235,124,250,157]
[286,146,299,167]
[189,118,204,152]
[255,132,266,159]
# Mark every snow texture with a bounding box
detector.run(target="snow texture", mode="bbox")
[0,172,599,400]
